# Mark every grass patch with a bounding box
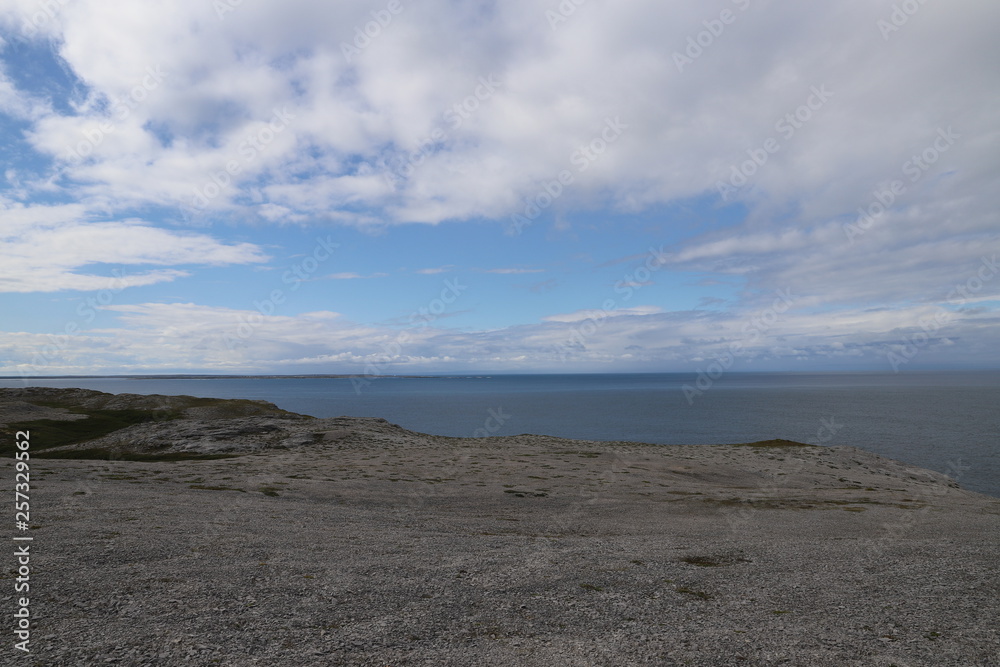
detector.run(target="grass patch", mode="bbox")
[700,497,895,511]
[34,447,239,462]
[681,556,724,567]
[727,439,817,448]
[2,392,304,460]
[159,395,299,418]
[1,407,183,456]
[189,484,245,492]
[680,554,750,567]
[503,489,547,498]
[675,586,712,600]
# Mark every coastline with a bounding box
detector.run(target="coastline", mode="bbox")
[4,388,999,665]
[5,372,999,500]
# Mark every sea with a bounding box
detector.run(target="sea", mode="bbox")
[4,371,998,498]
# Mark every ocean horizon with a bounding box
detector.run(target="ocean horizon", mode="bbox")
[5,370,998,498]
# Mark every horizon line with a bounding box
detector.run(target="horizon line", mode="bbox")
[4,369,999,380]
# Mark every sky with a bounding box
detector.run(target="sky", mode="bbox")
[0,0,998,376]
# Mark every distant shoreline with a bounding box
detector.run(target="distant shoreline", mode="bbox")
[1,374,442,380]
[4,369,998,379]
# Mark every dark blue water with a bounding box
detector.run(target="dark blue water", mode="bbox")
[4,372,998,498]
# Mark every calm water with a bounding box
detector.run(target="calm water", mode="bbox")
[4,372,999,498]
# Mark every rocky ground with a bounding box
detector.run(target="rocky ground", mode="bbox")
[1,388,998,666]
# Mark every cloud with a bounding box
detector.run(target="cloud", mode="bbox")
[543,305,663,323]
[0,0,998,371]
[323,272,388,280]
[0,209,268,292]
[483,267,544,275]
[0,0,991,230]
[0,61,50,121]
[3,0,998,243]
[4,298,996,376]
[415,266,454,275]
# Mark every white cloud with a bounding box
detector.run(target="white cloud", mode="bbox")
[324,272,387,280]
[0,212,268,293]
[0,62,50,121]
[0,0,998,370]
[483,268,544,275]
[4,0,998,236]
[3,298,996,376]
[543,305,663,323]
[415,266,453,275]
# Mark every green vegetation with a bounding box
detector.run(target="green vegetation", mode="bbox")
[1,406,182,456]
[727,439,817,448]
[680,554,751,567]
[681,556,724,567]
[502,489,548,497]
[0,394,285,461]
[675,586,712,600]
[189,484,245,492]
[34,447,238,462]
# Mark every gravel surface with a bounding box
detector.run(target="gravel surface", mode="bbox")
[2,389,998,666]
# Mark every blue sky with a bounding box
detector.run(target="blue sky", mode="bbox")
[1,0,998,375]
